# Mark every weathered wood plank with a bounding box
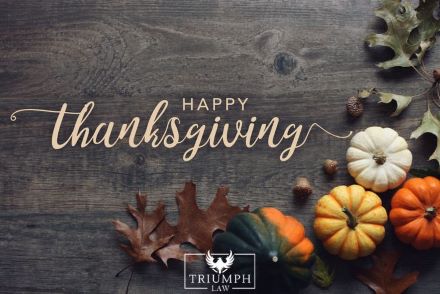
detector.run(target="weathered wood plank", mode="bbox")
[0,0,439,293]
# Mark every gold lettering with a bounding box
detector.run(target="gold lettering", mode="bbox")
[9,100,353,162]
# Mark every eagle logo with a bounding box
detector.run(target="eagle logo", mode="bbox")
[205,250,234,274]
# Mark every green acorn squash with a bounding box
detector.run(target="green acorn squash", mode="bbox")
[213,207,315,292]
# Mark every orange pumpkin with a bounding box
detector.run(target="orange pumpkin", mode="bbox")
[390,176,440,250]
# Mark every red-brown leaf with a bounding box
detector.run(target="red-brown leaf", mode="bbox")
[112,193,173,263]
[155,181,249,265]
[354,250,419,294]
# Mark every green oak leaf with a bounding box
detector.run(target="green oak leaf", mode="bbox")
[358,88,376,99]
[356,88,412,116]
[377,91,413,116]
[411,109,440,165]
[366,0,420,69]
[367,0,440,69]
[312,256,334,289]
[414,0,440,62]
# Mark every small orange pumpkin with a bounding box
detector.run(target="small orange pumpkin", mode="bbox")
[390,176,440,250]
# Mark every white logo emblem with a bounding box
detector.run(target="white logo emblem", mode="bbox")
[205,250,234,274]
[184,251,255,291]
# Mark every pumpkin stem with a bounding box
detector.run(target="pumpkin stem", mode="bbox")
[342,207,358,229]
[425,207,437,220]
[373,153,386,165]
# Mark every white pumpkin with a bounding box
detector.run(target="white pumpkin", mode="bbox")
[346,126,412,193]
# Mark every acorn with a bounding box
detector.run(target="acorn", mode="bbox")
[323,159,338,176]
[346,96,364,118]
[293,177,312,200]
[433,69,440,82]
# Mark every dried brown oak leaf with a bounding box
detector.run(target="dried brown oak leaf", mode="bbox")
[155,181,249,265]
[355,250,419,294]
[112,194,173,263]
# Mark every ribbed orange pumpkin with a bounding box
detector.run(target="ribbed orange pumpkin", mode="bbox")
[390,176,440,250]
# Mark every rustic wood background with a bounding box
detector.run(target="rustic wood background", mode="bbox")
[1,0,440,293]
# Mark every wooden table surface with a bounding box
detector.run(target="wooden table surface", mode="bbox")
[1,0,439,293]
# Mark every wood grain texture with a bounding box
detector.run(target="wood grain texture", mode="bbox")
[0,0,439,293]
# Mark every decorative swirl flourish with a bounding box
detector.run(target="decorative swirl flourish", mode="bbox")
[10,108,80,121]
[297,123,353,148]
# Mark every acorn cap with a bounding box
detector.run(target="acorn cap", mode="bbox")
[323,159,338,175]
[293,177,312,199]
